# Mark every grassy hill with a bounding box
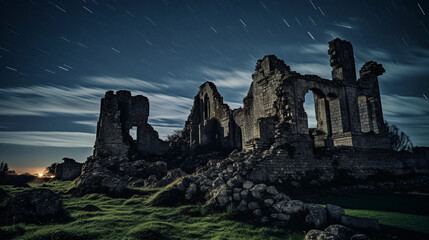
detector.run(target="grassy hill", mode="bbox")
[0,181,303,240]
[1,181,429,239]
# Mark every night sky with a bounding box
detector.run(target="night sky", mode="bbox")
[1,0,428,174]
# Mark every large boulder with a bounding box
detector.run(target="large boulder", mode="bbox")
[73,170,127,195]
[0,189,68,225]
[305,204,328,229]
[326,204,345,223]
[340,215,380,231]
[306,224,367,240]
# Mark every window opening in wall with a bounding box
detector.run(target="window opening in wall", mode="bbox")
[130,126,137,140]
[204,94,210,120]
[304,90,317,129]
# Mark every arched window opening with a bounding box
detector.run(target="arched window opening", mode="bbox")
[304,90,317,129]
[204,94,210,120]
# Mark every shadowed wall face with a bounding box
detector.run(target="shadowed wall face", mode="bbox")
[184,82,242,152]
[94,90,167,157]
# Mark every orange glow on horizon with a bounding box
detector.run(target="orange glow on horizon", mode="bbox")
[11,166,46,175]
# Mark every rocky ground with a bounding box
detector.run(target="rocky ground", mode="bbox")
[3,145,426,239]
[69,150,401,239]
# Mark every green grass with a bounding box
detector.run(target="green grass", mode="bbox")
[318,192,429,216]
[3,181,429,239]
[345,209,429,234]
[318,192,429,234]
[0,181,304,240]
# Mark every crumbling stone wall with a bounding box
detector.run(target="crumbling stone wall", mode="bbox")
[94,90,167,157]
[183,82,241,152]
[55,158,82,180]
[183,38,391,154]
[238,55,292,151]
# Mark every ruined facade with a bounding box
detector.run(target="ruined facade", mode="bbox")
[55,158,82,180]
[94,90,167,157]
[84,38,428,187]
[184,38,390,155]
[183,82,242,152]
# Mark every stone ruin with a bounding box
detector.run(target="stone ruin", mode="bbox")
[72,38,429,238]
[180,38,429,180]
[93,90,168,158]
[184,38,390,154]
[54,158,82,180]
[90,38,428,181]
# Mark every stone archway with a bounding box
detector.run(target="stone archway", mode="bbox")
[302,88,333,147]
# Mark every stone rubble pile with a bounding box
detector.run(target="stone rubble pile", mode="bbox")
[73,155,170,195]
[176,150,378,236]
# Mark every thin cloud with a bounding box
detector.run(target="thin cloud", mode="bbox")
[0,85,101,116]
[382,94,429,146]
[86,76,164,90]
[0,131,95,147]
[73,120,97,127]
[356,47,429,82]
[382,94,429,117]
[135,91,194,121]
[201,68,253,89]
[298,43,328,55]
[292,63,331,79]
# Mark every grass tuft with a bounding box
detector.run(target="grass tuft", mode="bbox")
[144,178,184,206]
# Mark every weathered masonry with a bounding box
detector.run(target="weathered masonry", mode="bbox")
[183,82,242,152]
[184,38,390,153]
[54,158,82,180]
[94,90,167,157]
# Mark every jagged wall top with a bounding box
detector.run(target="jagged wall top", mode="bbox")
[253,55,291,81]
[328,38,357,82]
[94,90,167,158]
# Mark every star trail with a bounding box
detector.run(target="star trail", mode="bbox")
[0,0,428,173]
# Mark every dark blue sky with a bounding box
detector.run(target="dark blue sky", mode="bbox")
[1,0,428,174]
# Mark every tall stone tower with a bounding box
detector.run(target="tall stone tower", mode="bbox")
[328,38,357,83]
